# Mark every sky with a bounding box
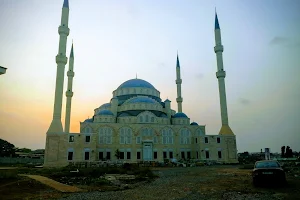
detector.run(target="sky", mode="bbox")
[0,0,300,153]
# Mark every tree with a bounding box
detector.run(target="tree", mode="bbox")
[0,138,16,157]
[115,149,121,159]
[16,148,32,153]
[281,146,285,158]
[285,146,294,158]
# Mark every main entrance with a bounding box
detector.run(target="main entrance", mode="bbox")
[142,142,153,161]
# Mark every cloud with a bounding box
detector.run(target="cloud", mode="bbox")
[238,98,250,105]
[269,37,300,48]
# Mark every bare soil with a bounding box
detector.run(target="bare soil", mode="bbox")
[1,165,299,200]
[0,177,65,200]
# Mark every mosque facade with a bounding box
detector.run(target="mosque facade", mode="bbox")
[44,0,238,167]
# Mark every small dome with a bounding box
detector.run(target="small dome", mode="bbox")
[99,103,111,109]
[164,99,171,102]
[173,112,188,118]
[118,79,155,89]
[190,122,198,126]
[97,110,114,115]
[84,118,93,123]
[127,96,157,104]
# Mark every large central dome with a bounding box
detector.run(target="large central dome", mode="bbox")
[118,79,155,89]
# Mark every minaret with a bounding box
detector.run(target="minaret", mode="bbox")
[47,0,70,133]
[176,53,183,113]
[64,43,74,133]
[214,12,234,135]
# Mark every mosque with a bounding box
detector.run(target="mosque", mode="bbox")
[44,0,238,167]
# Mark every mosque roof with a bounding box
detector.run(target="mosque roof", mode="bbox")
[118,79,155,89]
[97,110,114,115]
[173,112,188,118]
[190,122,199,126]
[84,118,93,123]
[127,96,157,104]
[99,103,111,109]
[119,113,131,117]
[161,113,168,118]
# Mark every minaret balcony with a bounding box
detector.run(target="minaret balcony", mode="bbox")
[56,55,67,64]
[58,26,70,35]
[216,71,226,78]
[67,70,74,77]
[66,91,73,97]
[176,79,182,84]
[214,45,224,53]
[176,97,183,102]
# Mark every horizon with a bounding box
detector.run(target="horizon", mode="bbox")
[0,0,300,153]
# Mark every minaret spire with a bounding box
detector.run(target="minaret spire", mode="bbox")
[64,42,75,133]
[176,52,183,113]
[47,0,70,133]
[214,12,234,135]
[215,11,220,29]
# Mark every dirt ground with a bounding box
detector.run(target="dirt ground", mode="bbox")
[0,177,66,200]
[1,165,300,200]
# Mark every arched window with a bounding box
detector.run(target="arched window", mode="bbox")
[119,127,132,144]
[99,127,112,144]
[139,116,143,123]
[196,129,204,136]
[180,128,191,144]
[139,127,155,143]
[145,115,149,122]
[151,117,154,122]
[161,128,173,144]
[84,126,91,133]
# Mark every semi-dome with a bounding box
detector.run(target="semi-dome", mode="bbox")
[118,79,155,89]
[99,103,111,109]
[173,112,188,118]
[190,122,198,126]
[127,96,157,104]
[119,113,131,117]
[97,110,114,115]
